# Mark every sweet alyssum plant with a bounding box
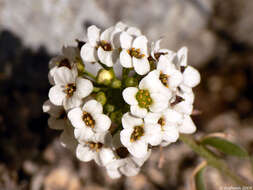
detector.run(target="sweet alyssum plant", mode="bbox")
[43,22,252,186]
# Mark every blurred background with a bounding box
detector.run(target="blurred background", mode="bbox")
[0,0,253,189]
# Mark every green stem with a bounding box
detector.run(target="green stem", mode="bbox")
[179,134,250,186]
[83,71,96,80]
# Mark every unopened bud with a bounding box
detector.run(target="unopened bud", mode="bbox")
[105,104,115,113]
[125,77,138,87]
[95,92,107,105]
[96,69,115,85]
[111,79,122,88]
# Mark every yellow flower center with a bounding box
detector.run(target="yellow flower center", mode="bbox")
[99,40,112,51]
[158,117,166,131]
[130,125,144,142]
[159,72,169,87]
[87,142,103,152]
[82,111,95,128]
[64,83,76,97]
[135,89,152,109]
[127,48,145,59]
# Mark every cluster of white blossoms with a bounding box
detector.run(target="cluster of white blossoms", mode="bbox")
[43,22,200,178]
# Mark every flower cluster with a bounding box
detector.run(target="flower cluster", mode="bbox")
[43,22,200,178]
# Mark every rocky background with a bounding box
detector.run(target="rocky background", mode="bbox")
[0,0,253,189]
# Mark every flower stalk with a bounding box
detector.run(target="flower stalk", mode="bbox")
[179,134,250,186]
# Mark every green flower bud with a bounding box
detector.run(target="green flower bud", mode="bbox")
[95,92,107,105]
[110,110,123,124]
[77,60,85,75]
[96,68,115,85]
[105,104,115,113]
[111,79,122,88]
[125,77,138,87]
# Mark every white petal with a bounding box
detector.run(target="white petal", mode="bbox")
[97,148,115,166]
[63,94,82,110]
[157,56,175,74]
[74,127,94,142]
[130,105,147,118]
[133,57,150,75]
[168,70,183,89]
[149,93,169,113]
[97,47,113,67]
[173,102,193,115]
[43,100,63,117]
[100,26,114,42]
[128,141,148,158]
[120,50,133,68]
[48,66,57,85]
[126,27,142,36]
[163,109,183,124]
[183,66,201,87]
[177,47,188,67]
[87,25,100,46]
[144,124,162,146]
[119,162,140,177]
[76,144,94,162]
[60,127,77,152]
[179,115,196,134]
[106,168,122,179]
[67,107,83,128]
[48,117,66,130]
[120,128,133,147]
[139,70,164,93]
[54,67,75,85]
[75,77,93,99]
[122,87,138,105]
[82,100,103,114]
[163,125,179,142]
[132,35,148,55]
[144,112,161,124]
[80,43,97,62]
[93,114,111,132]
[115,22,128,31]
[48,85,65,106]
[120,32,133,49]
[121,112,143,129]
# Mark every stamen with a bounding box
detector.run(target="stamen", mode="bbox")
[130,125,144,142]
[154,52,168,60]
[127,48,145,59]
[171,95,184,106]
[82,111,95,128]
[159,72,169,87]
[58,58,72,69]
[158,117,166,131]
[87,142,103,152]
[116,147,129,158]
[99,40,112,51]
[64,83,76,97]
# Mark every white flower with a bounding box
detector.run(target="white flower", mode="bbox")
[68,100,111,143]
[48,67,93,110]
[76,132,114,166]
[123,76,169,118]
[48,46,80,85]
[105,131,151,178]
[42,99,69,130]
[144,109,183,146]
[81,25,116,67]
[119,32,150,75]
[120,113,162,158]
[171,85,195,115]
[150,40,174,61]
[175,47,200,88]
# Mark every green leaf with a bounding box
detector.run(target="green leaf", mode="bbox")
[201,137,248,157]
[195,168,206,190]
